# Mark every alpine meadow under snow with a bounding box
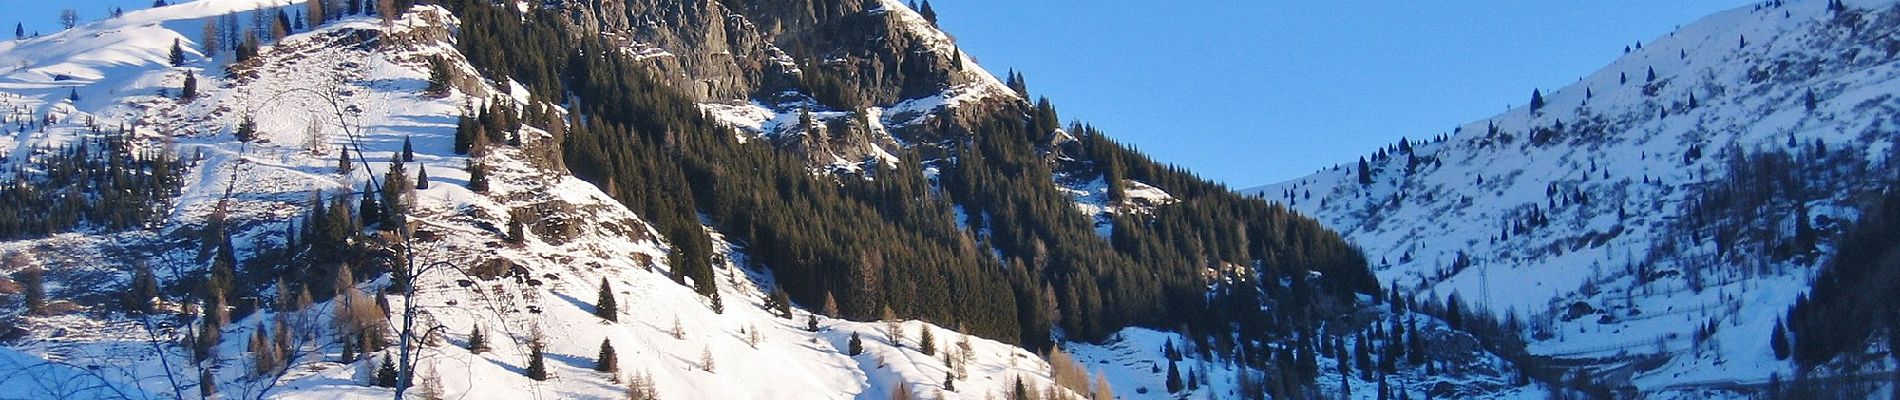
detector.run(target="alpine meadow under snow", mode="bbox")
[0,0,1893,399]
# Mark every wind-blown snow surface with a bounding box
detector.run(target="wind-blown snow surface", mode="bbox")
[0,1,1159,399]
[1253,0,1900,396]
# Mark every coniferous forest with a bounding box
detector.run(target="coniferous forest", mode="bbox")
[0,125,185,240]
[443,0,1377,367]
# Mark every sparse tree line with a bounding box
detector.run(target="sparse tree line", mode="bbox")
[0,125,185,241]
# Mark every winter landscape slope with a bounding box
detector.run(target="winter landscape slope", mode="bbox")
[1252,0,1900,397]
[0,1,1100,399]
[0,0,1542,399]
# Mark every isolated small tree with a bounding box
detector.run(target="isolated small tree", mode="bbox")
[13,23,22,40]
[270,11,289,40]
[595,278,618,321]
[670,315,686,339]
[60,9,79,29]
[426,57,452,96]
[338,150,353,175]
[199,367,217,397]
[1358,157,1373,185]
[467,325,489,353]
[890,383,914,400]
[821,291,839,317]
[401,136,415,162]
[848,332,864,356]
[595,339,618,373]
[919,326,936,356]
[169,39,186,66]
[699,346,715,372]
[125,262,160,313]
[1529,89,1544,113]
[17,266,45,315]
[375,355,398,387]
[920,0,938,25]
[882,306,902,346]
[377,0,399,25]
[464,160,488,192]
[626,371,658,400]
[1771,319,1790,360]
[453,114,474,154]
[340,337,356,362]
[1804,89,1817,112]
[199,20,221,60]
[305,0,324,27]
[235,115,257,142]
[358,183,383,228]
[415,167,430,190]
[1165,358,1183,393]
[807,314,819,332]
[417,366,445,400]
[506,211,526,243]
[180,71,198,100]
[526,341,549,380]
[767,286,792,318]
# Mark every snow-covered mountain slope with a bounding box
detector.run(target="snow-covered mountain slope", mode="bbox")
[1252,0,1900,396]
[0,1,1175,399]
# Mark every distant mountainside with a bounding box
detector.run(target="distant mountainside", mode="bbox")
[0,0,1546,399]
[1252,0,1900,397]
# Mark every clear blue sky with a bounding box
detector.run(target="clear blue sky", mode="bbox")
[929,0,1755,186]
[7,1,1756,186]
[5,0,165,36]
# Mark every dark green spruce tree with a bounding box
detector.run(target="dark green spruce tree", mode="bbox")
[464,160,488,192]
[595,339,617,372]
[595,278,617,321]
[169,39,185,66]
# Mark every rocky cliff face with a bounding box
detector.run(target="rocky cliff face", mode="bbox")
[556,0,1010,171]
[559,0,974,104]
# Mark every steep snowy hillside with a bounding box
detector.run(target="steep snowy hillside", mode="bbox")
[0,0,1572,399]
[1253,0,1900,397]
[0,1,1129,399]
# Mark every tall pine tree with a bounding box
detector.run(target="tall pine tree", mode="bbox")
[169,39,186,66]
[595,278,617,321]
[180,71,198,100]
[401,136,415,162]
[464,160,488,192]
[526,340,548,380]
[595,339,618,372]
